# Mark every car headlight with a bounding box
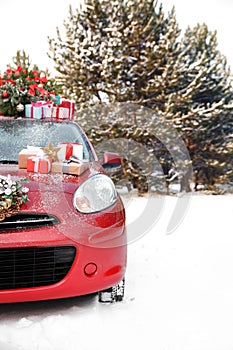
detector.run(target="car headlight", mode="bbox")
[73,174,117,213]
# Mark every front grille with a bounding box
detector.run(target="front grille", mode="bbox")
[0,246,76,290]
[0,213,60,231]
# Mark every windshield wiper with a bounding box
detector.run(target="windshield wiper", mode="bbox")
[0,160,18,164]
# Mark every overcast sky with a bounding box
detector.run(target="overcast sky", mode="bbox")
[0,0,232,75]
[162,0,233,68]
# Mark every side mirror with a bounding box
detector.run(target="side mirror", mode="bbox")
[102,152,122,170]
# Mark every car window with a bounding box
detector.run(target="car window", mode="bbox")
[0,119,95,162]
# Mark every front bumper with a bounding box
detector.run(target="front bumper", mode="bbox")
[0,199,127,303]
[0,237,127,304]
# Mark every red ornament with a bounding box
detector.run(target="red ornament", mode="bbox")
[2,91,8,99]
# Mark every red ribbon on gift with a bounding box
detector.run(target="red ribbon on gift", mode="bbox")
[28,105,44,119]
[59,142,82,160]
[53,107,59,119]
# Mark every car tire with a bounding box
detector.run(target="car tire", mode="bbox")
[98,278,125,303]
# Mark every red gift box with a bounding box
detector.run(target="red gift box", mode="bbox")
[18,147,43,168]
[59,99,75,120]
[27,157,52,174]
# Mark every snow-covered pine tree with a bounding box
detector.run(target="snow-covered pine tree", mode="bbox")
[48,0,183,192]
[10,50,31,71]
[48,0,124,105]
[48,0,233,192]
[48,0,181,108]
[164,24,233,190]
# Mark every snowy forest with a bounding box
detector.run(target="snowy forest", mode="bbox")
[4,0,233,194]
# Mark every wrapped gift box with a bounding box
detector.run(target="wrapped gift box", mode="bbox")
[42,105,53,118]
[58,142,83,161]
[18,147,44,168]
[59,99,75,120]
[25,101,53,119]
[25,104,41,119]
[27,157,52,174]
[52,106,69,119]
[52,160,89,176]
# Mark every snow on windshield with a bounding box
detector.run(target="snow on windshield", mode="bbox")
[0,119,92,161]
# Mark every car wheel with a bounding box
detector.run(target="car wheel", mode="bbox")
[98,278,125,303]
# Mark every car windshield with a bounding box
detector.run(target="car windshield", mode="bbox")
[0,118,95,162]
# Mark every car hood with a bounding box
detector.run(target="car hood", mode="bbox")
[0,162,104,214]
[0,163,125,248]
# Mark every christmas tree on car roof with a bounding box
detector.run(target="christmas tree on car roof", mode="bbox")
[0,50,60,116]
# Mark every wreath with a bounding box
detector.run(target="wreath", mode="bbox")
[0,175,29,221]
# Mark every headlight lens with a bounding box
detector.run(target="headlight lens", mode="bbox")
[73,174,117,213]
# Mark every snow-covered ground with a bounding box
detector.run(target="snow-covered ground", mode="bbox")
[0,193,233,350]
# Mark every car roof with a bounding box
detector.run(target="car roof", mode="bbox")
[0,116,74,124]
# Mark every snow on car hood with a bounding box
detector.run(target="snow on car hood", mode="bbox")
[0,162,103,214]
[0,162,124,248]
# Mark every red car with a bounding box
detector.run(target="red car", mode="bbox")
[0,117,127,303]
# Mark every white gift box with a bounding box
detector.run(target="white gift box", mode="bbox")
[52,107,69,119]
[57,142,83,161]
